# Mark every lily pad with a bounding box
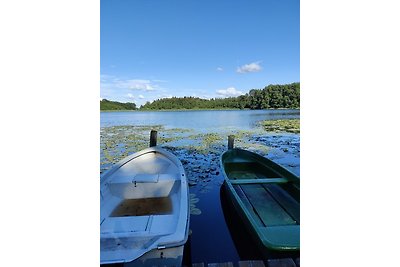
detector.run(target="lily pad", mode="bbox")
[189,193,202,215]
[190,207,202,215]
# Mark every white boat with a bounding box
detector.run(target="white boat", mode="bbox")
[100,147,190,266]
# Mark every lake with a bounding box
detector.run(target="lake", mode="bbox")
[100,109,300,265]
[100,109,299,132]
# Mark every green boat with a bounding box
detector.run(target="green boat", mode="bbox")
[220,148,300,257]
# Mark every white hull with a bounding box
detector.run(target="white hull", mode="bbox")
[100,147,190,265]
[124,245,184,267]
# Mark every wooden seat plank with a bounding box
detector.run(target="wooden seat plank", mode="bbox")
[233,185,264,227]
[241,184,296,226]
[263,184,300,223]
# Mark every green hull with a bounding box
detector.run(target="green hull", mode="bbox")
[220,149,300,257]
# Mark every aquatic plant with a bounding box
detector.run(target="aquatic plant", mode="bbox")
[260,119,300,133]
[189,193,202,215]
[100,124,300,193]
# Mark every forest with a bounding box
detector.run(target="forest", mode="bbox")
[100,99,137,110]
[140,83,300,110]
[100,83,299,110]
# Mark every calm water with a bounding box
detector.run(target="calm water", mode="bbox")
[100,109,299,132]
[100,109,300,264]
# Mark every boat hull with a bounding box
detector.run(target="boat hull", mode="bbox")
[222,182,299,259]
[100,147,190,265]
[123,245,184,267]
[220,148,300,258]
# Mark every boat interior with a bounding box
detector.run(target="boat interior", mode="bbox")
[224,156,300,228]
[100,151,182,237]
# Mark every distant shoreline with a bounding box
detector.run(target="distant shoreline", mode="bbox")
[100,108,300,112]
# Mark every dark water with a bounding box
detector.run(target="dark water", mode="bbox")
[100,110,300,264]
[185,180,266,265]
[100,109,299,131]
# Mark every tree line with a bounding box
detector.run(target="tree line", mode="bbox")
[100,82,299,110]
[100,99,137,110]
[141,82,299,110]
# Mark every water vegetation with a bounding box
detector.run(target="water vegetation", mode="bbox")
[100,126,200,172]
[100,123,300,194]
[100,125,182,172]
[237,142,270,155]
[261,119,300,134]
[182,133,224,154]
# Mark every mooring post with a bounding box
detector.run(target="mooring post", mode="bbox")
[150,130,158,147]
[228,135,234,150]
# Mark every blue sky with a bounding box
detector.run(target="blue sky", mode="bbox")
[101,0,299,107]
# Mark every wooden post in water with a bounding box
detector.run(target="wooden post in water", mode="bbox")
[228,135,235,150]
[150,130,157,147]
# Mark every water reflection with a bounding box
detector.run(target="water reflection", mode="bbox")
[219,184,264,260]
[187,183,240,264]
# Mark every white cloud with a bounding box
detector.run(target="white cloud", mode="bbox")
[100,75,165,93]
[138,94,145,99]
[216,67,223,71]
[116,79,156,91]
[236,61,262,73]
[216,87,243,97]
[127,93,135,99]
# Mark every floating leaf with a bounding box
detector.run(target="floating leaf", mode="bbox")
[189,193,202,215]
[190,207,202,215]
[190,197,200,204]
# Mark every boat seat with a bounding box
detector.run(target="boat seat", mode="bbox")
[133,173,159,183]
[101,216,150,234]
[148,214,177,235]
[101,214,178,236]
[108,174,179,199]
[109,173,178,184]
[158,173,179,181]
